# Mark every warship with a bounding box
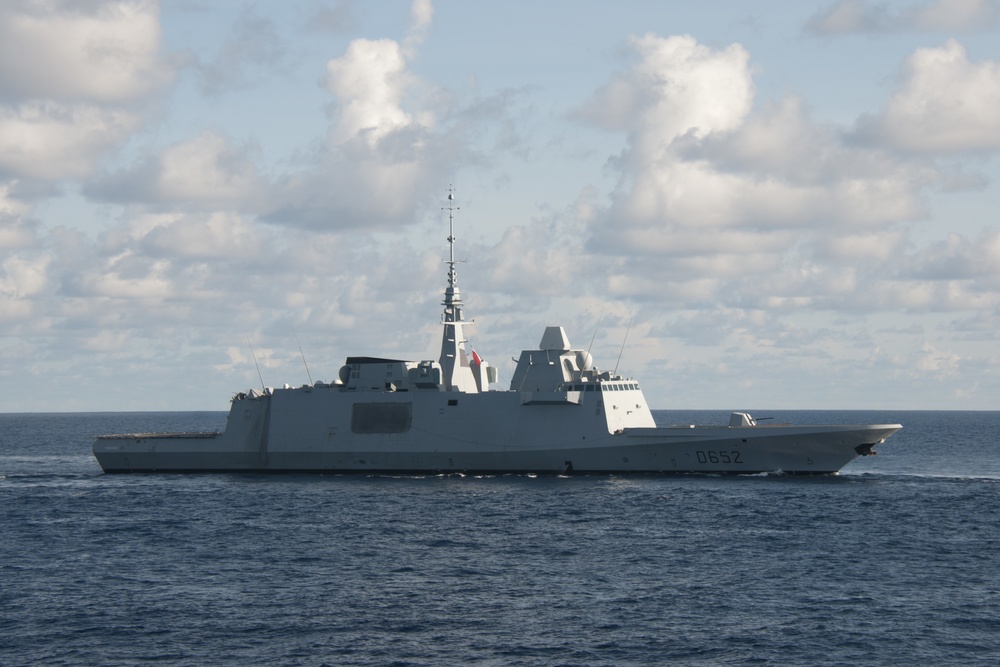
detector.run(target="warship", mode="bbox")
[93,192,901,474]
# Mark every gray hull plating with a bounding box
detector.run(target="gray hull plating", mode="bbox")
[94,390,900,475]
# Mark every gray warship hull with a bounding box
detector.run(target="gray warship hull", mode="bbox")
[93,390,900,475]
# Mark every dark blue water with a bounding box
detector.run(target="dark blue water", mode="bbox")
[2,410,998,666]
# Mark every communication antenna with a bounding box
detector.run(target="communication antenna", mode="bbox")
[247,336,265,390]
[586,314,603,362]
[445,187,459,285]
[441,185,466,300]
[291,326,313,385]
[612,317,633,377]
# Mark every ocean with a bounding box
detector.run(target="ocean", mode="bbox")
[1,410,998,666]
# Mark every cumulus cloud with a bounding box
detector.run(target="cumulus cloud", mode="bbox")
[579,34,753,144]
[0,253,49,299]
[86,132,269,210]
[905,229,1000,281]
[64,0,456,230]
[135,212,267,261]
[52,210,360,338]
[0,0,176,185]
[0,102,142,180]
[552,25,996,359]
[578,32,926,290]
[486,224,581,297]
[403,0,434,57]
[264,0,487,229]
[325,38,417,145]
[77,0,498,233]
[854,40,1000,152]
[0,0,172,103]
[2,1,996,411]
[321,3,441,147]
[0,183,35,244]
[807,0,892,34]
[807,0,1000,35]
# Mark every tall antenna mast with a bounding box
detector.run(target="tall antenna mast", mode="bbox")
[437,186,475,392]
[445,186,459,295]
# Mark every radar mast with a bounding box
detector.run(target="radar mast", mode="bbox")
[438,188,477,392]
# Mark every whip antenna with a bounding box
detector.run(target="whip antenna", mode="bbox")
[292,326,313,385]
[586,314,603,362]
[613,317,633,377]
[247,336,265,391]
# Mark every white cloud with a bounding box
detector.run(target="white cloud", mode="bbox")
[0,0,176,185]
[579,32,926,290]
[916,340,961,374]
[262,134,450,229]
[531,25,992,388]
[823,229,908,262]
[325,38,417,146]
[79,263,174,300]
[267,1,483,229]
[580,34,753,144]
[691,96,928,187]
[159,134,266,203]
[0,0,172,103]
[0,184,36,250]
[807,0,887,34]
[404,0,434,57]
[485,225,581,297]
[907,229,1000,280]
[856,40,1000,152]
[0,253,49,298]
[0,222,37,250]
[1,2,998,411]
[86,131,273,213]
[87,132,269,209]
[135,212,266,261]
[0,102,142,180]
[81,0,489,233]
[0,234,50,322]
[807,0,1000,34]
[907,0,1000,30]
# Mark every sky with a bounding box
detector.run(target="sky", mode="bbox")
[1,0,999,412]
